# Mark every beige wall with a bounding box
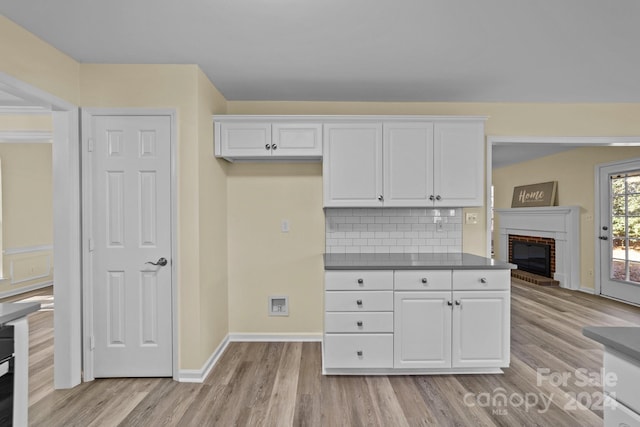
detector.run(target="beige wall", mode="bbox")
[0,142,53,294]
[227,163,325,333]
[493,146,640,290]
[225,101,640,334]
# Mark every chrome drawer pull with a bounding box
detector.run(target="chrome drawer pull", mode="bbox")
[421,278,428,284]
[356,299,363,306]
[480,278,487,283]
[357,278,364,285]
[356,321,363,327]
[357,351,363,357]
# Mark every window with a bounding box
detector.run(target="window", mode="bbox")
[610,171,640,283]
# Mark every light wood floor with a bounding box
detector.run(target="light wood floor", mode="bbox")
[21,281,640,426]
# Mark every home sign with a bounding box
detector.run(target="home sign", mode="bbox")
[511,181,558,208]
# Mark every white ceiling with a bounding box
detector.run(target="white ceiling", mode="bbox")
[1,0,640,102]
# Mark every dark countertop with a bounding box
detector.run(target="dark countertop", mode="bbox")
[0,302,41,325]
[583,326,640,362]
[324,253,516,270]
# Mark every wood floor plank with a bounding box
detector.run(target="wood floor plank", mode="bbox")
[23,281,640,426]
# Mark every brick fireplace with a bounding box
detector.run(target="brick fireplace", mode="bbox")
[508,234,558,285]
[495,206,580,289]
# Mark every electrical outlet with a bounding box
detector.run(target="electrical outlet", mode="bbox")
[465,212,479,225]
[281,219,290,233]
[435,217,444,232]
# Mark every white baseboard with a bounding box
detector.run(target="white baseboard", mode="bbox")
[176,332,322,383]
[228,333,322,342]
[0,281,53,300]
[577,287,595,294]
[177,334,230,383]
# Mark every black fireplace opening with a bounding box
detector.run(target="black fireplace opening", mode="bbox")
[512,240,552,277]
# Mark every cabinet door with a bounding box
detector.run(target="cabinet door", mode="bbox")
[323,123,383,207]
[272,123,322,158]
[451,290,510,368]
[433,121,484,206]
[219,122,272,157]
[394,291,452,369]
[383,122,434,207]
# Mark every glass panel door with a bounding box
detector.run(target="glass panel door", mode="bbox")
[600,163,640,305]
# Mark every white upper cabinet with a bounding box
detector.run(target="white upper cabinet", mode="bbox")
[383,122,434,207]
[323,117,486,208]
[323,123,383,207]
[434,121,485,206]
[214,118,322,161]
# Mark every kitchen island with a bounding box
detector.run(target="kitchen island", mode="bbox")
[583,326,640,426]
[323,253,514,375]
[0,302,41,426]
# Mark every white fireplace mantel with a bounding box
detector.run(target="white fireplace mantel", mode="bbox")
[495,206,580,290]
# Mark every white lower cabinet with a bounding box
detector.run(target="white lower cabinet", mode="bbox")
[324,269,511,374]
[394,291,452,369]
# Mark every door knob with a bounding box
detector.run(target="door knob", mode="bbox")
[265,144,271,150]
[146,257,168,267]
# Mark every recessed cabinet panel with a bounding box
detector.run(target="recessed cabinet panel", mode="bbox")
[394,291,452,369]
[323,123,383,207]
[433,122,484,206]
[273,123,322,157]
[451,291,510,368]
[384,123,434,207]
[220,122,271,157]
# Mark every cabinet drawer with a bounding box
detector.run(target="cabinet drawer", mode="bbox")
[394,270,452,290]
[604,350,640,414]
[325,312,393,333]
[325,291,393,312]
[453,270,510,290]
[325,271,393,291]
[324,334,393,369]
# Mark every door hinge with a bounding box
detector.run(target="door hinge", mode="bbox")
[87,138,94,152]
[89,335,95,350]
[88,238,94,252]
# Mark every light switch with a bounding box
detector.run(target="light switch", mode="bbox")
[281,219,290,233]
[465,213,479,225]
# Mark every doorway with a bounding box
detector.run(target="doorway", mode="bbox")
[596,159,640,305]
[0,71,81,389]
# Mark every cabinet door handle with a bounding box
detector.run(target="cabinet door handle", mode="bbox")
[421,278,428,284]
[435,195,442,201]
[429,195,435,201]
[480,278,487,284]
[356,321,363,327]
[357,278,364,285]
[455,300,461,306]
[447,301,453,306]
[271,143,278,150]
[378,195,384,202]
[356,350,363,357]
[356,299,363,306]
[265,144,271,150]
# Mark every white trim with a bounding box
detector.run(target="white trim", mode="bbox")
[177,335,230,383]
[0,71,81,390]
[228,333,323,342]
[0,131,53,143]
[81,108,178,382]
[213,115,488,123]
[3,244,53,255]
[0,281,52,300]
[9,253,52,285]
[577,287,596,295]
[0,106,51,115]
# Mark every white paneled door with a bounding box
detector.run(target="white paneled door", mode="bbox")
[90,115,173,377]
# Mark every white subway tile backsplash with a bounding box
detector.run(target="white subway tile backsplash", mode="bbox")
[325,208,462,254]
